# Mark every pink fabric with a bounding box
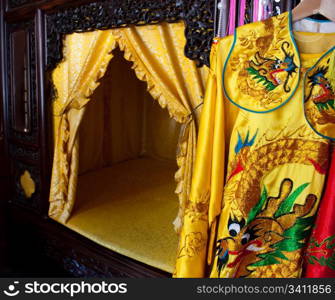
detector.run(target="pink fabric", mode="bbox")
[227,0,236,35]
[239,0,246,26]
[253,0,259,22]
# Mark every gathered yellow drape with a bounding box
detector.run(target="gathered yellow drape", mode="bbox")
[49,22,208,276]
[175,42,240,278]
[49,31,118,222]
[111,25,208,233]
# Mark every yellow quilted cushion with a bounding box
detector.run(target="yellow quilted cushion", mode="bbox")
[65,157,179,273]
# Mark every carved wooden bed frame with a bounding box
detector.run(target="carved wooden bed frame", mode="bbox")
[0,0,214,277]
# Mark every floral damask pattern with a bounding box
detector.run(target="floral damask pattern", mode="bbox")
[178,232,206,258]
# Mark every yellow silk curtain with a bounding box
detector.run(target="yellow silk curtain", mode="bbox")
[79,49,181,173]
[49,31,117,222]
[49,22,208,277]
[111,24,208,232]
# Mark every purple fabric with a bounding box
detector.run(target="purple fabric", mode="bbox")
[261,0,272,20]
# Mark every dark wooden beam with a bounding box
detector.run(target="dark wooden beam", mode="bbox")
[36,8,51,216]
[5,0,100,22]
[0,0,10,169]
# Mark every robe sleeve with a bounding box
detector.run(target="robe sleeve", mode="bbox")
[175,36,234,277]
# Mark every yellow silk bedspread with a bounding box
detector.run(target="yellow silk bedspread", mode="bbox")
[66,157,179,273]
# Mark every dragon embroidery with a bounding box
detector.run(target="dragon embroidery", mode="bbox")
[225,130,328,217]
[306,66,335,111]
[214,130,329,278]
[246,41,297,93]
[216,179,317,278]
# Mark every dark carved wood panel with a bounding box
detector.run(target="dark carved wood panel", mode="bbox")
[5,17,42,212]
[8,143,40,161]
[46,0,183,71]
[7,20,38,144]
[46,0,214,71]
[44,234,170,278]
[0,0,9,187]
[7,0,31,10]
[183,0,215,67]
[44,0,214,110]
[10,29,31,133]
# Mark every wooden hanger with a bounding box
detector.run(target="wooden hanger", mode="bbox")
[292,0,335,22]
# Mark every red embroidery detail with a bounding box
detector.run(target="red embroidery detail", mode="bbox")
[313,84,332,102]
[227,240,263,268]
[305,235,335,270]
[228,160,244,181]
[269,69,284,85]
[308,157,327,175]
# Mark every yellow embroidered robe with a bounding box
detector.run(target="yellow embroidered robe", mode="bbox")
[177,11,335,278]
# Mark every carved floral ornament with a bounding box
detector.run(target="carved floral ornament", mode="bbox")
[45,0,214,71]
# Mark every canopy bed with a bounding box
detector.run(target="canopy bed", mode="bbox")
[48,20,209,275]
